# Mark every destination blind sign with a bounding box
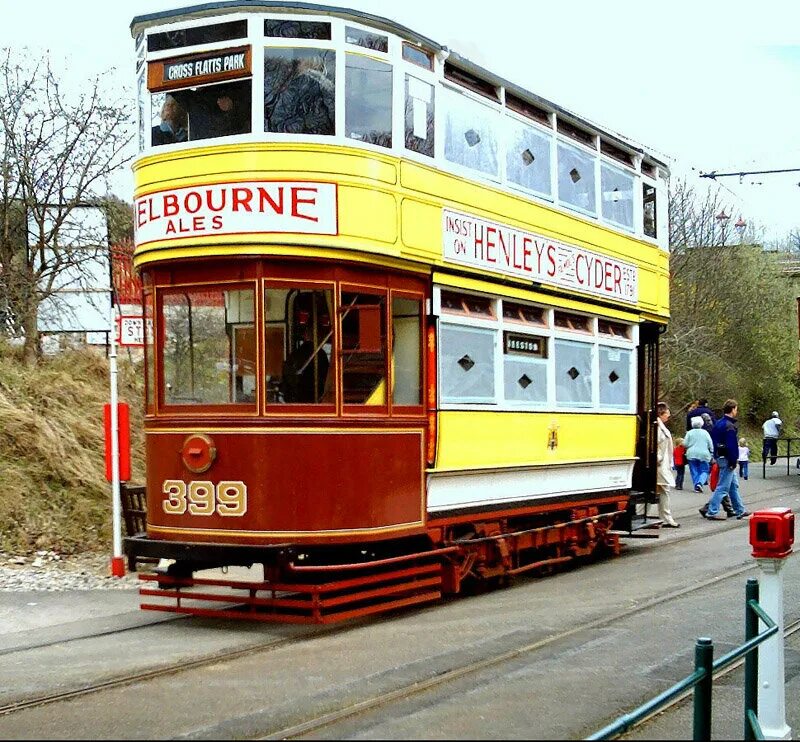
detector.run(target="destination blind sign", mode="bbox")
[504,332,546,357]
[149,46,251,92]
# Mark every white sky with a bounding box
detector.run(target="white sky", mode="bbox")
[2,0,800,242]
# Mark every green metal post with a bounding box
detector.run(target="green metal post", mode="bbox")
[744,578,759,741]
[693,637,714,741]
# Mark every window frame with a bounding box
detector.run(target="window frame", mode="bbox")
[262,278,338,415]
[434,286,637,414]
[156,278,260,416]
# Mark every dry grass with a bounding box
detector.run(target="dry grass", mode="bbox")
[0,342,144,554]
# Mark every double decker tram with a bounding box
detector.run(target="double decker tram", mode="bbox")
[126,2,670,622]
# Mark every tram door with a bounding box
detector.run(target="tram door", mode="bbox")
[631,322,661,519]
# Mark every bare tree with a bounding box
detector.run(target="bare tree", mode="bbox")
[0,49,133,363]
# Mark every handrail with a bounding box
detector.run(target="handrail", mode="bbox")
[760,436,800,478]
[586,578,776,740]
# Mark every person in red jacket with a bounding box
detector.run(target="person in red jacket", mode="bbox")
[673,437,687,490]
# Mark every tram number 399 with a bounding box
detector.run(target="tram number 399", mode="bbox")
[162,480,248,517]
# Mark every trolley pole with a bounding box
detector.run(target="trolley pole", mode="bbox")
[750,508,794,740]
[109,300,125,578]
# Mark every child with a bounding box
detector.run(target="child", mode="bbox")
[673,437,686,490]
[738,437,750,480]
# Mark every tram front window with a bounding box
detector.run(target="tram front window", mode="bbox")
[341,291,387,406]
[265,286,333,405]
[153,80,251,145]
[161,286,256,406]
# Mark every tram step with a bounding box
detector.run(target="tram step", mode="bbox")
[137,562,443,624]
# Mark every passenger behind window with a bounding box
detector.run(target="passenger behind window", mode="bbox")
[281,323,330,403]
[171,81,251,141]
[151,94,188,146]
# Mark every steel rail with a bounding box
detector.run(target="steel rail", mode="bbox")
[258,561,785,740]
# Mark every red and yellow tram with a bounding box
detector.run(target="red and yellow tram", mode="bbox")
[126,1,670,622]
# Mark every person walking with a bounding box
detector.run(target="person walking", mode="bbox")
[684,416,713,493]
[762,411,783,466]
[686,398,715,432]
[656,402,680,528]
[738,437,750,480]
[673,437,686,490]
[701,399,750,521]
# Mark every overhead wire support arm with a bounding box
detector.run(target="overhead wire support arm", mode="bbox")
[700,167,800,180]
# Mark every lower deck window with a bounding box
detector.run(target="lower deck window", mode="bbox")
[554,339,593,407]
[162,286,255,405]
[264,286,333,405]
[440,324,495,403]
[599,346,631,408]
[341,291,388,405]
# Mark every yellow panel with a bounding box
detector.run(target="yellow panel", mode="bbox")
[338,185,398,246]
[134,143,398,190]
[435,411,637,471]
[132,142,668,319]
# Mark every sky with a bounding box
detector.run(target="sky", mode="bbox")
[2,0,800,242]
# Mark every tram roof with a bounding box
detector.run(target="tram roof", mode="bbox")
[131,1,669,171]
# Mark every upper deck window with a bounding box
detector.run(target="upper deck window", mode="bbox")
[506,116,552,198]
[345,54,392,148]
[405,75,434,158]
[444,63,500,102]
[402,43,433,70]
[264,48,335,135]
[505,94,551,127]
[600,162,634,231]
[155,80,251,144]
[264,19,331,40]
[345,26,388,53]
[443,87,500,178]
[601,140,634,168]
[642,183,658,239]
[148,20,247,52]
[557,119,596,149]
[557,140,596,216]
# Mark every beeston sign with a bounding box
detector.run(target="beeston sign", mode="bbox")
[442,208,638,304]
[134,180,338,246]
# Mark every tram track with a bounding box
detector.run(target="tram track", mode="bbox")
[0,555,764,729]
[0,483,793,733]
[255,559,776,739]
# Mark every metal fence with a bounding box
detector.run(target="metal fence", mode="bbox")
[761,437,800,478]
[587,577,777,740]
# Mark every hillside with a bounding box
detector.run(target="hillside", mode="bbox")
[0,343,145,554]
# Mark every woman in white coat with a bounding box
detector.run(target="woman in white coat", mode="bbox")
[656,402,680,528]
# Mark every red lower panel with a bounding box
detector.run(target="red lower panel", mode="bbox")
[146,429,425,541]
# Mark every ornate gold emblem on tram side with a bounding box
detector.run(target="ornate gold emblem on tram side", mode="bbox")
[547,421,559,450]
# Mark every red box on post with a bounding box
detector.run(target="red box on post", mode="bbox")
[104,403,131,483]
[750,508,794,559]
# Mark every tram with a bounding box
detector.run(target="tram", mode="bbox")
[125,1,670,623]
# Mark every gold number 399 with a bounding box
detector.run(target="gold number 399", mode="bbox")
[161,480,247,517]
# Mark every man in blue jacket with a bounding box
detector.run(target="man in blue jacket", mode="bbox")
[701,398,750,520]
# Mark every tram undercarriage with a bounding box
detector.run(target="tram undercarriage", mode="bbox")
[124,488,630,624]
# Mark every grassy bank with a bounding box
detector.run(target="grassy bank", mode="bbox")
[0,343,144,554]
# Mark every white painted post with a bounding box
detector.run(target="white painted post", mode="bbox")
[756,557,791,740]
